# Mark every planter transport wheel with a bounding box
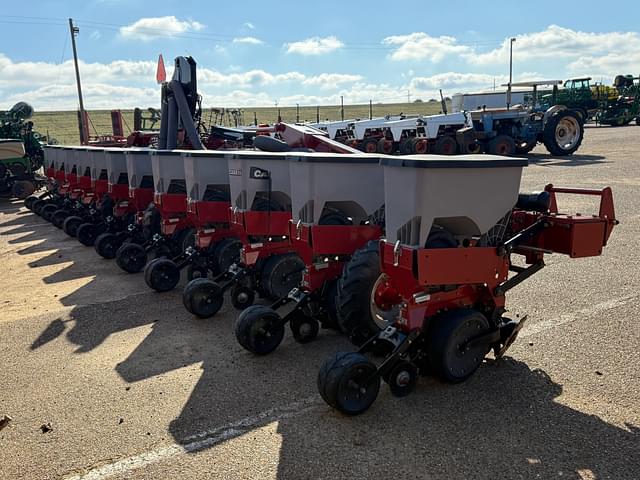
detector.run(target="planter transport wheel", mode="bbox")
[317,352,380,415]
[63,216,84,237]
[230,285,255,310]
[94,233,122,259]
[145,258,181,292]
[289,311,320,344]
[235,305,285,355]
[183,279,224,318]
[39,204,58,221]
[428,309,492,384]
[115,243,148,273]
[76,223,98,246]
[51,209,70,228]
[385,360,418,398]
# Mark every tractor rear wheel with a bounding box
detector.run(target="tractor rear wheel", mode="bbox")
[377,138,394,154]
[427,309,491,383]
[361,138,379,153]
[543,110,584,156]
[487,135,516,156]
[337,241,400,346]
[12,180,35,199]
[63,216,84,237]
[317,351,380,415]
[235,305,285,355]
[260,253,305,299]
[434,136,457,155]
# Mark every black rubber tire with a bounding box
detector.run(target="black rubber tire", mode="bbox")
[543,110,584,156]
[94,233,122,259]
[398,138,412,154]
[361,138,379,154]
[211,238,242,275]
[12,180,35,199]
[40,204,58,221]
[230,284,255,311]
[377,138,394,154]
[515,140,536,155]
[427,309,491,384]
[636,116,640,126]
[63,216,84,237]
[413,138,429,154]
[318,210,352,225]
[115,242,147,273]
[336,241,390,346]
[183,278,224,318]
[144,258,181,292]
[459,139,482,154]
[187,264,208,281]
[76,223,98,246]
[32,199,47,215]
[317,351,380,415]
[434,136,458,155]
[24,195,38,210]
[235,305,285,355]
[290,311,319,344]
[260,253,305,299]
[487,135,516,156]
[51,209,70,228]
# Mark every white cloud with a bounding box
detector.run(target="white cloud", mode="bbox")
[119,16,204,41]
[285,36,343,55]
[410,72,506,91]
[382,32,471,62]
[301,73,363,89]
[243,22,255,30]
[232,36,264,45]
[90,30,101,40]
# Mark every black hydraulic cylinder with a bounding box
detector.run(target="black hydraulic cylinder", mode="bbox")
[166,95,178,150]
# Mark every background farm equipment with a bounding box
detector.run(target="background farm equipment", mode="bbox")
[318,155,618,415]
[597,75,640,126]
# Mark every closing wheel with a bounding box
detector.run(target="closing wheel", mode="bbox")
[428,309,492,383]
[230,284,255,311]
[317,352,380,415]
[94,233,121,259]
[289,311,319,344]
[434,136,457,155]
[63,216,84,237]
[377,137,394,154]
[76,223,98,246]
[183,278,224,318]
[235,305,285,355]
[384,360,418,398]
[144,258,181,292]
[487,135,516,156]
[115,242,148,273]
[211,238,242,275]
[260,253,305,299]
[39,204,58,221]
[543,109,584,156]
[337,241,400,346]
[51,209,70,228]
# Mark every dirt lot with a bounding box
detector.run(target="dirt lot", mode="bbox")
[1,125,638,480]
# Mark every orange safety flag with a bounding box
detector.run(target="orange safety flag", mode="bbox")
[156,54,166,84]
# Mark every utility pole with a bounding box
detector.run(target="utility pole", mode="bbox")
[507,37,516,109]
[369,99,373,119]
[296,103,300,123]
[69,18,87,144]
[407,90,411,103]
[340,95,344,121]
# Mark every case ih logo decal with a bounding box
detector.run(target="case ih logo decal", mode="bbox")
[229,168,242,176]
[250,167,270,179]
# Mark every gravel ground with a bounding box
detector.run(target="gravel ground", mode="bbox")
[0,125,638,480]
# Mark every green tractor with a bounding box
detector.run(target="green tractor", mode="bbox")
[538,77,602,122]
[0,102,48,199]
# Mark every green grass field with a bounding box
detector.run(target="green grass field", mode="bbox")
[31,101,449,145]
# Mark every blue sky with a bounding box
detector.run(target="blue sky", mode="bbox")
[2,0,639,110]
